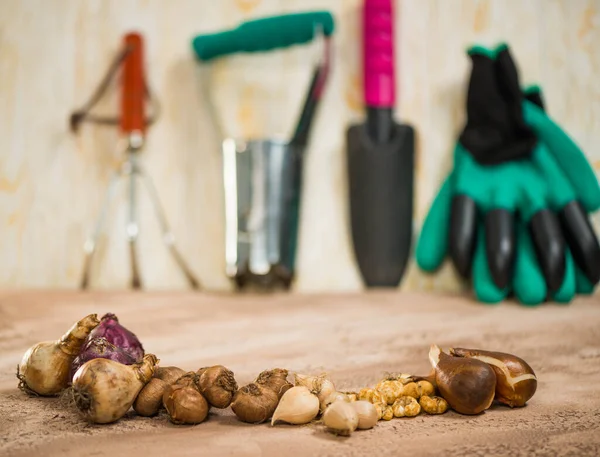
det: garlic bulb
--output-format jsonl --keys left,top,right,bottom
{"left": 294, "top": 373, "right": 336, "bottom": 405}
{"left": 271, "top": 386, "right": 319, "bottom": 425}
{"left": 322, "top": 400, "right": 359, "bottom": 436}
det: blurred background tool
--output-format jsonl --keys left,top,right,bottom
{"left": 70, "top": 32, "right": 200, "bottom": 290}
{"left": 192, "top": 12, "right": 335, "bottom": 290}
{"left": 346, "top": 0, "right": 415, "bottom": 288}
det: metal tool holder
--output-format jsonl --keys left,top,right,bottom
{"left": 70, "top": 32, "right": 200, "bottom": 290}
{"left": 192, "top": 12, "right": 335, "bottom": 290}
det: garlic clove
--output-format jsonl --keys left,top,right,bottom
{"left": 317, "top": 379, "right": 336, "bottom": 404}
{"left": 322, "top": 400, "right": 359, "bottom": 435}
{"left": 449, "top": 347, "right": 537, "bottom": 408}
{"left": 429, "top": 344, "right": 496, "bottom": 415}
{"left": 350, "top": 400, "right": 378, "bottom": 429}
{"left": 271, "top": 385, "right": 319, "bottom": 426}
{"left": 320, "top": 391, "right": 350, "bottom": 414}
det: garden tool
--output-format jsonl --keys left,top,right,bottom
{"left": 70, "top": 31, "right": 200, "bottom": 290}
{"left": 415, "top": 43, "right": 600, "bottom": 305}
{"left": 191, "top": 11, "right": 335, "bottom": 290}
{"left": 346, "top": 0, "right": 415, "bottom": 288}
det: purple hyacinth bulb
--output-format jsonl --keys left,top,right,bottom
{"left": 86, "top": 313, "right": 145, "bottom": 362}
{"left": 70, "top": 337, "right": 136, "bottom": 381}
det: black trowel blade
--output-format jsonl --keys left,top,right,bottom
{"left": 346, "top": 121, "right": 415, "bottom": 287}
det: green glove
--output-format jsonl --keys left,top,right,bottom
{"left": 516, "top": 86, "right": 596, "bottom": 299}
{"left": 416, "top": 44, "right": 600, "bottom": 305}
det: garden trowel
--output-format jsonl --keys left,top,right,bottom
{"left": 346, "top": 0, "right": 415, "bottom": 287}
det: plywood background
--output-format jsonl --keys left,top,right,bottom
{"left": 1, "top": 0, "right": 599, "bottom": 293}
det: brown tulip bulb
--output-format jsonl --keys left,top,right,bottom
{"left": 449, "top": 347, "right": 537, "bottom": 407}
{"left": 429, "top": 344, "right": 496, "bottom": 415}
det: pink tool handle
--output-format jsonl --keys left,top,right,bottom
{"left": 363, "top": 0, "right": 395, "bottom": 107}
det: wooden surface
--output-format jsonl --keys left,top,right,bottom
{"left": 0, "top": 0, "right": 599, "bottom": 292}
{"left": 1, "top": 290, "right": 599, "bottom": 456}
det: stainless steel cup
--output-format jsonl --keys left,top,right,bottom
{"left": 222, "top": 137, "right": 305, "bottom": 289}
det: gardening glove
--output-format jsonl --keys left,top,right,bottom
{"left": 511, "top": 85, "right": 598, "bottom": 299}
{"left": 497, "top": 48, "right": 600, "bottom": 299}
{"left": 416, "top": 44, "right": 600, "bottom": 305}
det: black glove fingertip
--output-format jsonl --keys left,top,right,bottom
{"left": 560, "top": 201, "right": 600, "bottom": 285}
{"left": 485, "top": 209, "right": 516, "bottom": 289}
{"left": 529, "top": 210, "right": 566, "bottom": 292}
{"left": 449, "top": 195, "right": 478, "bottom": 278}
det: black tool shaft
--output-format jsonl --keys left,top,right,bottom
{"left": 366, "top": 107, "right": 394, "bottom": 144}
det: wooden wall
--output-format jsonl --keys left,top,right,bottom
{"left": 1, "top": 0, "right": 599, "bottom": 293}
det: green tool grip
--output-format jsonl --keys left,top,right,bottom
{"left": 192, "top": 11, "right": 335, "bottom": 62}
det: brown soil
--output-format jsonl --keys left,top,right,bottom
{"left": 1, "top": 290, "right": 599, "bottom": 457}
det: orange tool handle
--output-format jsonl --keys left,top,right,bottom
{"left": 120, "top": 32, "right": 146, "bottom": 135}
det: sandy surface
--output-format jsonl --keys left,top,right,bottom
{"left": 0, "top": 289, "right": 599, "bottom": 457}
